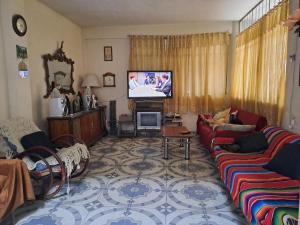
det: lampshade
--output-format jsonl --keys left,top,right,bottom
{"left": 81, "top": 73, "right": 101, "bottom": 88}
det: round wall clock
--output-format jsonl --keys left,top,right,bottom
{"left": 12, "top": 14, "right": 27, "bottom": 36}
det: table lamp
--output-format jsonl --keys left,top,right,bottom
{"left": 81, "top": 73, "right": 101, "bottom": 109}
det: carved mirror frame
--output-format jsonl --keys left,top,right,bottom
{"left": 43, "top": 41, "right": 75, "bottom": 98}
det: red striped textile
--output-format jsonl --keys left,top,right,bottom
{"left": 210, "top": 126, "right": 300, "bottom": 225}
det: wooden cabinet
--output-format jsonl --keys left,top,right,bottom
{"left": 47, "top": 106, "right": 106, "bottom": 146}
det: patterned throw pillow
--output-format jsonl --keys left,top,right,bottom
{"left": 213, "top": 108, "right": 231, "bottom": 122}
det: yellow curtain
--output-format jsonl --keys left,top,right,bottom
{"left": 230, "top": 0, "right": 288, "bottom": 126}
{"left": 129, "top": 33, "right": 230, "bottom": 114}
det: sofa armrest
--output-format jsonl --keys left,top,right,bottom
{"left": 197, "top": 114, "right": 213, "bottom": 126}
{"left": 214, "top": 130, "right": 254, "bottom": 138}
{"left": 256, "top": 117, "right": 268, "bottom": 131}
{"left": 202, "top": 114, "right": 213, "bottom": 119}
{"left": 213, "top": 124, "right": 255, "bottom": 132}
{"left": 211, "top": 137, "right": 235, "bottom": 149}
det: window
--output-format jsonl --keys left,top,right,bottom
{"left": 239, "top": 0, "right": 283, "bottom": 32}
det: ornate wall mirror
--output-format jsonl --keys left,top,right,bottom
{"left": 43, "top": 41, "right": 75, "bottom": 98}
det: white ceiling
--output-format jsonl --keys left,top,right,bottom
{"left": 39, "top": 0, "right": 260, "bottom": 27}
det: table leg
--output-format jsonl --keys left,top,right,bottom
{"left": 179, "top": 138, "right": 183, "bottom": 147}
{"left": 184, "top": 138, "right": 190, "bottom": 160}
{"left": 163, "top": 137, "right": 169, "bottom": 160}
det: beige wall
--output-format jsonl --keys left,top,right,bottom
{"left": 0, "top": 12, "right": 9, "bottom": 120}
{"left": 0, "top": 0, "right": 33, "bottom": 120}
{"left": 282, "top": 0, "right": 300, "bottom": 134}
{"left": 25, "top": 0, "right": 84, "bottom": 131}
{"left": 83, "top": 22, "right": 233, "bottom": 131}
{"left": 0, "top": 0, "right": 83, "bottom": 131}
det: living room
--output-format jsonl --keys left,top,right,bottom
{"left": 0, "top": 0, "right": 299, "bottom": 225}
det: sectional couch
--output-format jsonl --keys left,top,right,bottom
{"left": 197, "top": 108, "right": 267, "bottom": 150}
{"left": 211, "top": 126, "right": 300, "bottom": 225}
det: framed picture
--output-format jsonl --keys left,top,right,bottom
{"left": 104, "top": 46, "right": 113, "bottom": 61}
{"left": 16, "top": 45, "right": 29, "bottom": 78}
{"left": 103, "top": 72, "right": 116, "bottom": 87}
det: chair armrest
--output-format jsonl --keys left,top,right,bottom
{"left": 211, "top": 137, "right": 235, "bottom": 149}
{"left": 15, "top": 146, "right": 65, "bottom": 169}
{"left": 15, "top": 146, "right": 66, "bottom": 181}
{"left": 14, "top": 146, "right": 67, "bottom": 199}
{"left": 51, "top": 134, "right": 85, "bottom": 147}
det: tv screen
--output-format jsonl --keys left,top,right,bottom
{"left": 127, "top": 71, "right": 173, "bottom": 99}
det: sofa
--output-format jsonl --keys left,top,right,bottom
{"left": 197, "top": 108, "right": 267, "bottom": 150}
{"left": 211, "top": 126, "right": 300, "bottom": 225}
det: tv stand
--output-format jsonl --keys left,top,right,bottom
{"left": 134, "top": 100, "right": 164, "bottom": 112}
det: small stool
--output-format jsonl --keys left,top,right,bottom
{"left": 118, "top": 114, "right": 136, "bottom": 137}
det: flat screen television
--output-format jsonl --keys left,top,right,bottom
{"left": 127, "top": 71, "right": 173, "bottom": 99}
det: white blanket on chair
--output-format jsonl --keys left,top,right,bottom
{"left": 23, "top": 143, "right": 90, "bottom": 177}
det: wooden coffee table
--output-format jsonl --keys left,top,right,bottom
{"left": 161, "top": 126, "right": 193, "bottom": 160}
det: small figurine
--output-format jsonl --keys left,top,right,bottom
{"left": 91, "top": 94, "right": 98, "bottom": 109}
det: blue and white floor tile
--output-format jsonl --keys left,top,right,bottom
{"left": 83, "top": 207, "right": 165, "bottom": 225}
{"left": 16, "top": 204, "right": 89, "bottom": 225}
{"left": 166, "top": 210, "right": 249, "bottom": 225}
{"left": 120, "top": 158, "right": 166, "bottom": 177}
{"left": 14, "top": 136, "right": 249, "bottom": 225}
{"left": 166, "top": 178, "right": 232, "bottom": 211}
{"left": 166, "top": 159, "right": 217, "bottom": 178}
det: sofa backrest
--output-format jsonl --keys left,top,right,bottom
{"left": 231, "top": 108, "right": 267, "bottom": 131}
{"left": 261, "top": 126, "right": 300, "bottom": 158}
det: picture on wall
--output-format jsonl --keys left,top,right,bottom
{"left": 104, "top": 46, "right": 113, "bottom": 61}
{"left": 16, "top": 45, "right": 29, "bottom": 78}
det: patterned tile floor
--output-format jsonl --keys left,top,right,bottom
{"left": 12, "top": 136, "right": 250, "bottom": 225}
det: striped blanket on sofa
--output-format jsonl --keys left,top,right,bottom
{"left": 212, "top": 126, "right": 300, "bottom": 225}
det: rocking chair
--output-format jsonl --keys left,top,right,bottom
{"left": 0, "top": 117, "right": 90, "bottom": 199}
